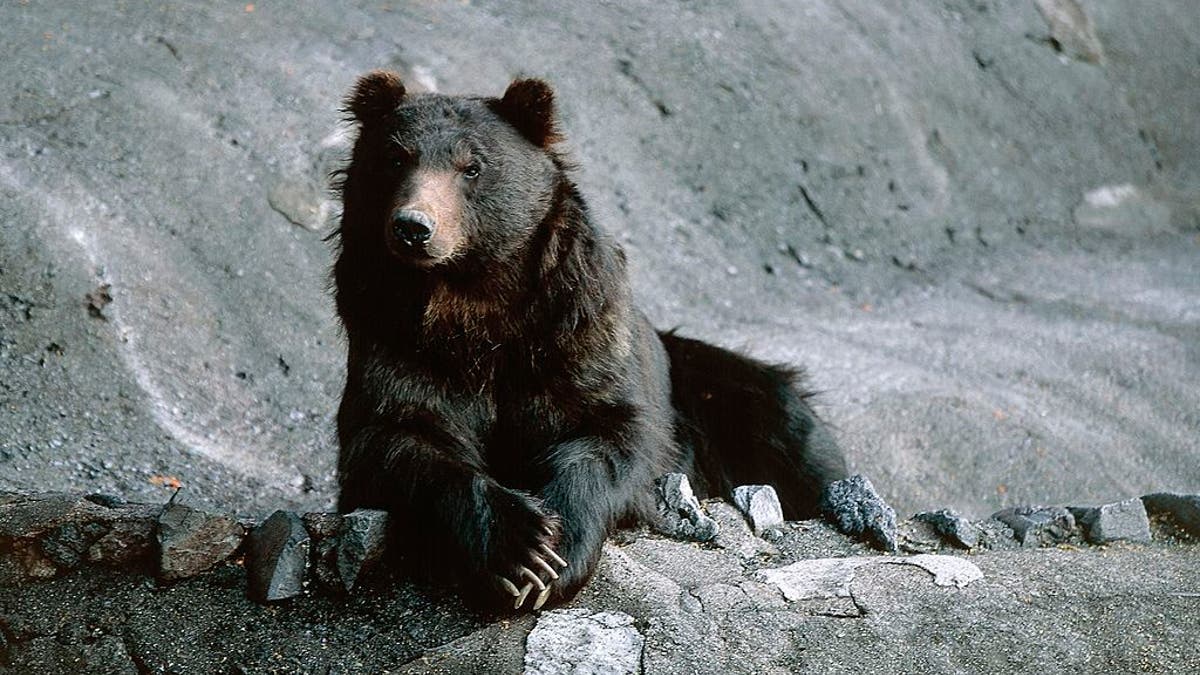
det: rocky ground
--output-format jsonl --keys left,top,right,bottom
{"left": 2, "top": 488, "right": 1198, "bottom": 673}
{"left": 1, "top": 1, "right": 1198, "bottom": 672}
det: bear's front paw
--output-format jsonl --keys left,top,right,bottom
{"left": 485, "top": 485, "right": 569, "bottom": 611}
{"left": 819, "top": 474, "right": 898, "bottom": 552}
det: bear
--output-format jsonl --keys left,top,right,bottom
{"left": 330, "top": 71, "right": 889, "bottom": 613}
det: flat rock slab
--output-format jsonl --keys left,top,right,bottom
{"left": 157, "top": 504, "right": 244, "bottom": 581}
{"left": 755, "top": 554, "right": 984, "bottom": 602}
{"left": 524, "top": 608, "right": 644, "bottom": 675}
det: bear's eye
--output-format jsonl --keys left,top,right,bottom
{"left": 462, "top": 163, "right": 481, "bottom": 180}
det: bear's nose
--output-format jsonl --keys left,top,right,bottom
{"left": 392, "top": 209, "right": 435, "bottom": 246}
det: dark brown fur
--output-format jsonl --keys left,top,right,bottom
{"left": 331, "top": 72, "right": 847, "bottom": 611}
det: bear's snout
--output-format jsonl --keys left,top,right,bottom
{"left": 392, "top": 209, "right": 436, "bottom": 247}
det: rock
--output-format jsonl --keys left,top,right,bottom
{"left": 86, "top": 517, "right": 158, "bottom": 569}
{"left": 974, "top": 519, "right": 1022, "bottom": 551}
{"left": 756, "top": 557, "right": 868, "bottom": 602}
{"left": 890, "top": 554, "right": 984, "bottom": 589}
{"left": 1069, "top": 498, "right": 1151, "bottom": 544}
{"left": 1033, "top": 0, "right": 1104, "bottom": 63}
{"left": 731, "top": 484, "right": 784, "bottom": 534}
{"left": 914, "top": 509, "right": 980, "bottom": 549}
{"left": 819, "top": 475, "right": 898, "bottom": 551}
{"left": 156, "top": 504, "right": 244, "bottom": 581}
{"left": 246, "top": 510, "right": 310, "bottom": 602}
{"left": 337, "top": 509, "right": 389, "bottom": 592}
{"left": 0, "top": 493, "right": 159, "bottom": 582}
{"left": 267, "top": 178, "right": 323, "bottom": 231}
{"left": 302, "top": 512, "right": 344, "bottom": 592}
{"left": 707, "top": 501, "right": 777, "bottom": 559}
{"left": 990, "top": 506, "right": 1077, "bottom": 548}
{"left": 39, "top": 520, "right": 109, "bottom": 569}
{"left": 651, "top": 473, "right": 719, "bottom": 542}
{"left": 756, "top": 554, "right": 984, "bottom": 602}
{"left": 1141, "top": 493, "right": 1200, "bottom": 537}
{"left": 524, "top": 608, "right": 644, "bottom": 675}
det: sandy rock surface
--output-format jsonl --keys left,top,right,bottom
{"left": 0, "top": 0, "right": 1196, "bottom": 538}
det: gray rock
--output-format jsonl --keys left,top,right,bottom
{"left": 86, "top": 517, "right": 158, "bottom": 569}
{"left": 39, "top": 520, "right": 109, "bottom": 569}
{"left": 756, "top": 554, "right": 984, "bottom": 603}
{"left": 337, "top": 509, "right": 389, "bottom": 592}
{"left": 707, "top": 501, "right": 778, "bottom": 559}
{"left": 731, "top": 484, "right": 784, "bottom": 534}
{"left": 267, "top": 178, "right": 324, "bottom": 231}
{"left": 652, "top": 473, "right": 719, "bottom": 542}
{"left": 524, "top": 608, "right": 644, "bottom": 675}
{"left": 302, "top": 511, "right": 344, "bottom": 592}
{"left": 156, "top": 504, "right": 244, "bottom": 581}
{"left": 1142, "top": 493, "right": 1200, "bottom": 537}
{"left": 914, "top": 509, "right": 980, "bottom": 549}
{"left": 819, "top": 475, "right": 898, "bottom": 551}
{"left": 1069, "top": 498, "right": 1152, "bottom": 544}
{"left": 990, "top": 506, "right": 1078, "bottom": 548}
{"left": 246, "top": 510, "right": 311, "bottom": 603}
{"left": 0, "top": 493, "right": 159, "bottom": 582}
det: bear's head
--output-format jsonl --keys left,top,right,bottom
{"left": 339, "top": 71, "right": 564, "bottom": 272}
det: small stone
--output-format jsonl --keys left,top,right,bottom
{"left": 731, "top": 484, "right": 785, "bottom": 534}
{"left": 39, "top": 520, "right": 108, "bottom": 570}
{"left": 1141, "top": 493, "right": 1200, "bottom": 537}
{"left": 1069, "top": 498, "right": 1151, "bottom": 544}
{"left": 157, "top": 503, "right": 244, "bottom": 581}
{"left": 246, "top": 510, "right": 311, "bottom": 602}
{"left": 914, "top": 509, "right": 980, "bottom": 549}
{"left": 524, "top": 609, "right": 644, "bottom": 675}
{"left": 974, "top": 519, "right": 1021, "bottom": 550}
{"left": 302, "top": 512, "right": 344, "bottom": 592}
{"left": 707, "top": 501, "right": 777, "bottom": 559}
{"left": 819, "top": 475, "right": 898, "bottom": 551}
{"left": 651, "top": 473, "right": 719, "bottom": 542}
{"left": 337, "top": 509, "right": 389, "bottom": 592}
{"left": 991, "top": 506, "right": 1077, "bottom": 548}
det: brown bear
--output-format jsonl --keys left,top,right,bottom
{"left": 330, "top": 71, "right": 889, "bottom": 613}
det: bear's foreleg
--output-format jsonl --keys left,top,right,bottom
{"left": 527, "top": 426, "right": 660, "bottom": 610}
{"left": 338, "top": 424, "right": 568, "bottom": 608}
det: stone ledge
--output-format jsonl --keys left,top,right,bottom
{"left": 1, "top": 489, "right": 1197, "bottom": 672}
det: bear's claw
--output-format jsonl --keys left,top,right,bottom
{"left": 500, "top": 544, "right": 570, "bottom": 610}
{"left": 498, "top": 576, "right": 521, "bottom": 597}
{"left": 540, "top": 544, "right": 568, "bottom": 568}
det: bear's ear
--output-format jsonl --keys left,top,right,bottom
{"left": 491, "top": 78, "right": 562, "bottom": 147}
{"left": 345, "top": 70, "right": 407, "bottom": 124}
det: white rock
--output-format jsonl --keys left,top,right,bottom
{"left": 524, "top": 608, "right": 644, "bottom": 675}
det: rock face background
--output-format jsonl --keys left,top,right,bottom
{"left": 0, "top": 2, "right": 1197, "bottom": 520}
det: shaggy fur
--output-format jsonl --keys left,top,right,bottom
{"left": 331, "top": 72, "right": 847, "bottom": 611}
